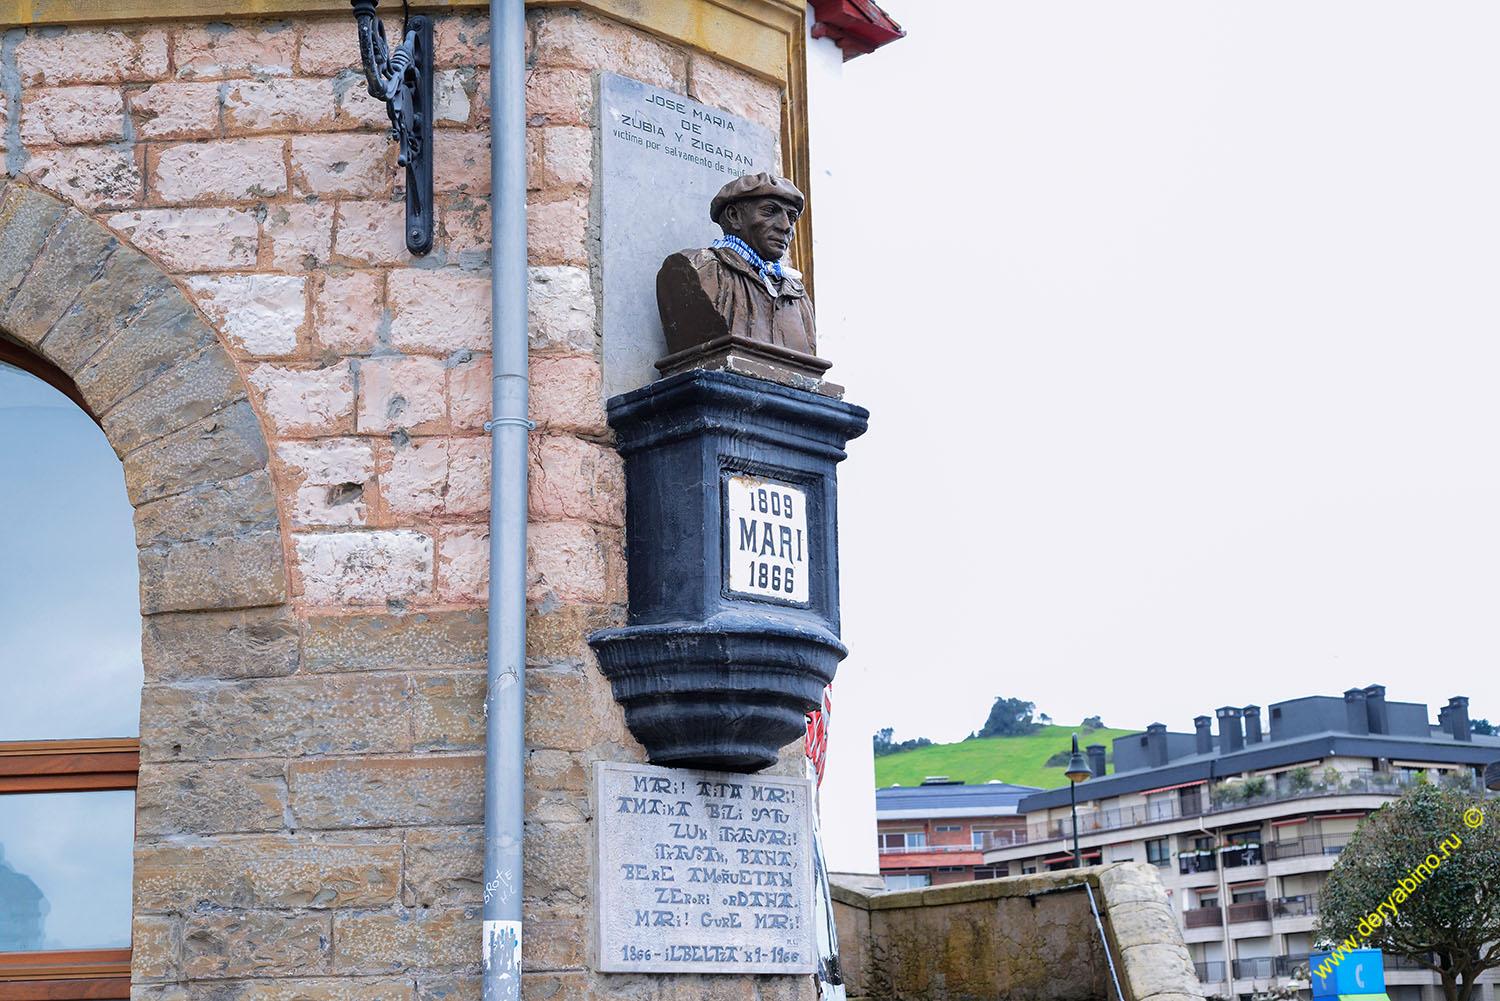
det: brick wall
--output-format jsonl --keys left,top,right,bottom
{"left": 0, "top": 7, "right": 804, "bottom": 1001}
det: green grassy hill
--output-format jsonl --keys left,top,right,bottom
{"left": 873, "top": 724, "right": 1141, "bottom": 790}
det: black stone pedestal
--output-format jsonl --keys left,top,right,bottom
{"left": 588, "top": 369, "right": 868, "bottom": 772}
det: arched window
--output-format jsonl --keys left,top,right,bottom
{"left": 0, "top": 343, "right": 141, "bottom": 1000}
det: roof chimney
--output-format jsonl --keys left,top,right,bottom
{"left": 1086, "top": 744, "right": 1106, "bottom": 778}
{"left": 1243, "top": 705, "right": 1262, "bottom": 744}
{"left": 1343, "top": 688, "right": 1370, "bottom": 735}
{"left": 1364, "top": 684, "right": 1388, "bottom": 734}
{"left": 1194, "top": 715, "right": 1213, "bottom": 754}
{"left": 1146, "top": 722, "right": 1168, "bottom": 767}
{"left": 1216, "top": 706, "right": 1243, "bottom": 754}
{"left": 1448, "top": 696, "right": 1471, "bottom": 742}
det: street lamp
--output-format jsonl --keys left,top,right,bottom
{"left": 1065, "top": 732, "right": 1092, "bottom": 868}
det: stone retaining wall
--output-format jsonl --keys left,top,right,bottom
{"left": 831, "top": 862, "right": 1204, "bottom": 1001}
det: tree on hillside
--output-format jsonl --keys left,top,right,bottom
{"left": 1081, "top": 715, "right": 1104, "bottom": 730}
{"left": 975, "top": 697, "right": 1040, "bottom": 738}
{"left": 1318, "top": 782, "right": 1500, "bottom": 1001}
{"left": 872, "top": 727, "right": 933, "bottom": 758}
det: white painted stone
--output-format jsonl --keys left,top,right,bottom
{"left": 294, "top": 529, "right": 433, "bottom": 604}
{"left": 278, "top": 439, "right": 375, "bottom": 527}
{"left": 186, "top": 273, "right": 306, "bottom": 355}
{"left": 528, "top": 265, "right": 595, "bottom": 353}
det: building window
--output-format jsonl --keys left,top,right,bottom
{"left": 1146, "top": 837, "right": 1171, "bottom": 867}
{"left": 974, "top": 865, "right": 1008, "bottom": 880}
{"left": 884, "top": 872, "right": 931, "bottom": 891}
{"left": 934, "top": 825, "right": 961, "bottom": 833}
{"left": 0, "top": 356, "right": 141, "bottom": 998}
{"left": 878, "top": 831, "right": 927, "bottom": 850}
{"left": 935, "top": 866, "right": 966, "bottom": 873}
{"left": 1021, "top": 864, "right": 1037, "bottom": 874}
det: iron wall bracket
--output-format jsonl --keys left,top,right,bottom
{"left": 351, "top": 1, "right": 434, "bottom": 255}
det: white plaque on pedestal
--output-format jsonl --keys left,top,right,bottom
{"left": 724, "top": 474, "right": 809, "bottom": 604}
{"left": 593, "top": 761, "right": 816, "bottom": 974}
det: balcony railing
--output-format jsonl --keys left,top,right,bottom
{"left": 1025, "top": 767, "right": 1463, "bottom": 845}
{"left": 1265, "top": 834, "right": 1351, "bottom": 860}
{"left": 1384, "top": 952, "right": 1437, "bottom": 971}
{"left": 1195, "top": 961, "right": 1226, "bottom": 981}
{"left": 1233, "top": 957, "right": 1276, "bottom": 979}
{"left": 973, "top": 830, "right": 1027, "bottom": 850}
{"left": 877, "top": 843, "right": 976, "bottom": 856}
{"left": 1276, "top": 953, "right": 1311, "bottom": 978}
{"left": 1227, "top": 899, "right": 1270, "bottom": 923}
{"left": 1271, "top": 894, "right": 1318, "bottom": 918}
{"left": 1179, "top": 851, "right": 1217, "bottom": 875}
{"left": 1184, "top": 906, "right": 1222, "bottom": 928}
{"left": 1221, "top": 844, "right": 1264, "bottom": 868}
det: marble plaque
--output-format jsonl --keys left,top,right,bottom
{"left": 593, "top": 761, "right": 816, "bottom": 974}
{"left": 598, "top": 71, "right": 778, "bottom": 399}
{"left": 724, "top": 473, "right": 809, "bottom": 604}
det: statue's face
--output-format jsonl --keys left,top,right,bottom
{"left": 723, "top": 197, "right": 799, "bottom": 262}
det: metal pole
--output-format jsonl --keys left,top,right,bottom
{"left": 1070, "top": 780, "right": 1080, "bottom": 868}
{"left": 483, "top": 2, "right": 529, "bottom": 1000}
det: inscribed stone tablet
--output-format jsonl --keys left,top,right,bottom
{"left": 598, "top": 72, "right": 778, "bottom": 399}
{"left": 593, "top": 761, "right": 816, "bottom": 974}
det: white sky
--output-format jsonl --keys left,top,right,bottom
{"left": 818, "top": 1, "right": 1500, "bottom": 750}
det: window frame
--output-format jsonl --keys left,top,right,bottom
{"left": 1, "top": 345, "right": 139, "bottom": 1001}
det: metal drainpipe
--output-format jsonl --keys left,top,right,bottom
{"left": 483, "top": 1, "right": 529, "bottom": 999}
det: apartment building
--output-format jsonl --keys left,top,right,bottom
{"left": 875, "top": 778, "right": 1040, "bottom": 888}
{"left": 982, "top": 686, "right": 1500, "bottom": 1001}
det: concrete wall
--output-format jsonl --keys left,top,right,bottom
{"left": 832, "top": 862, "right": 1204, "bottom": 1001}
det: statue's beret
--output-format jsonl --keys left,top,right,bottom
{"left": 709, "top": 172, "right": 805, "bottom": 225}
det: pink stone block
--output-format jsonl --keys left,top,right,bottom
{"left": 356, "top": 355, "right": 448, "bottom": 434}
{"left": 524, "top": 69, "right": 591, "bottom": 127}
{"left": 277, "top": 438, "right": 376, "bottom": 528}
{"left": 529, "top": 356, "right": 605, "bottom": 436}
{"left": 294, "top": 529, "right": 433, "bottom": 605}
{"left": 224, "top": 77, "right": 340, "bottom": 134}
{"left": 447, "top": 353, "right": 491, "bottom": 432}
{"left": 176, "top": 23, "right": 297, "bottom": 80}
{"left": 527, "top": 196, "right": 587, "bottom": 267}
{"left": 185, "top": 273, "right": 306, "bottom": 357}
{"left": 435, "top": 130, "right": 491, "bottom": 194}
{"left": 313, "top": 271, "right": 383, "bottom": 354}
{"left": 687, "top": 57, "right": 783, "bottom": 137}
{"left": 16, "top": 29, "right": 168, "bottom": 87}
{"left": 26, "top": 147, "right": 140, "bottom": 211}
{"left": 540, "top": 126, "right": 590, "bottom": 188}
{"left": 264, "top": 202, "right": 336, "bottom": 272}
{"left": 20, "top": 86, "right": 125, "bottom": 145}
{"left": 527, "top": 521, "right": 610, "bottom": 604}
{"left": 131, "top": 81, "right": 222, "bottom": 140}
{"left": 298, "top": 19, "right": 359, "bottom": 76}
{"left": 107, "top": 207, "right": 258, "bottom": 271}
{"left": 290, "top": 133, "right": 394, "bottom": 198}
{"left": 150, "top": 139, "right": 287, "bottom": 204}
{"left": 532, "top": 12, "right": 684, "bottom": 90}
{"left": 388, "top": 270, "right": 490, "bottom": 353}
{"left": 247, "top": 361, "right": 356, "bottom": 437}
{"left": 529, "top": 435, "right": 624, "bottom": 527}
{"left": 333, "top": 200, "right": 413, "bottom": 267}
{"left": 436, "top": 526, "right": 489, "bottom": 603}
{"left": 438, "top": 196, "right": 490, "bottom": 260}
{"left": 435, "top": 15, "right": 491, "bottom": 69}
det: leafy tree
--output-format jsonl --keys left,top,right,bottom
{"left": 1318, "top": 783, "right": 1500, "bottom": 1001}
{"left": 1081, "top": 715, "right": 1105, "bottom": 730}
{"left": 1471, "top": 718, "right": 1495, "bottom": 736}
{"left": 871, "top": 727, "right": 933, "bottom": 758}
{"left": 977, "top": 697, "right": 1040, "bottom": 738}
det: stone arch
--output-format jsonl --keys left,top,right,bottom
{"left": 0, "top": 182, "right": 287, "bottom": 617}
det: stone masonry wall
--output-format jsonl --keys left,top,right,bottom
{"left": 0, "top": 7, "right": 804, "bottom": 1001}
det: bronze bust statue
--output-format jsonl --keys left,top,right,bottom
{"left": 655, "top": 173, "right": 835, "bottom": 392}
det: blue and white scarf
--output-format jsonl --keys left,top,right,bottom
{"left": 712, "top": 234, "right": 784, "bottom": 283}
